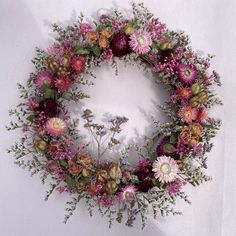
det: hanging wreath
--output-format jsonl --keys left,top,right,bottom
{"left": 7, "top": 3, "right": 222, "bottom": 228}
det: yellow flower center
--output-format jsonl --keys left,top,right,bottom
{"left": 160, "top": 163, "right": 171, "bottom": 174}
{"left": 137, "top": 36, "right": 146, "bottom": 45}
{"left": 52, "top": 121, "right": 61, "bottom": 130}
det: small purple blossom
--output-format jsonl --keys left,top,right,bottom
{"left": 146, "top": 18, "right": 166, "bottom": 41}
{"left": 178, "top": 64, "right": 197, "bottom": 85}
{"left": 167, "top": 178, "right": 186, "bottom": 194}
{"left": 193, "top": 143, "right": 204, "bottom": 156}
{"left": 78, "top": 23, "right": 92, "bottom": 36}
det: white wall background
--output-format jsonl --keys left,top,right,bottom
{"left": 0, "top": 0, "right": 235, "bottom": 235}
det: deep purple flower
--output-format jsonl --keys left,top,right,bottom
{"left": 156, "top": 137, "right": 179, "bottom": 160}
{"left": 110, "top": 32, "right": 130, "bottom": 57}
{"left": 139, "top": 179, "right": 154, "bottom": 192}
{"left": 35, "top": 98, "right": 58, "bottom": 117}
{"left": 178, "top": 64, "right": 197, "bottom": 85}
{"left": 134, "top": 160, "right": 154, "bottom": 181}
{"left": 159, "top": 49, "right": 173, "bottom": 63}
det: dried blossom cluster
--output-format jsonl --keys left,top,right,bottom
{"left": 7, "top": 3, "right": 222, "bottom": 228}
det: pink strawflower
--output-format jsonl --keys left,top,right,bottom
{"left": 167, "top": 178, "right": 186, "bottom": 194}
{"left": 45, "top": 117, "right": 66, "bottom": 137}
{"left": 35, "top": 71, "right": 54, "bottom": 89}
{"left": 99, "top": 193, "right": 113, "bottom": 208}
{"left": 177, "top": 87, "right": 192, "bottom": 100}
{"left": 129, "top": 31, "right": 152, "bottom": 54}
{"left": 119, "top": 185, "right": 136, "bottom": 202}
{"left": 178, "top": 105, "right": 197, "bottom": 123}
{"left": 55, "top": 77, "right": 72, "bottom": 92}
{"left": 196, "top": 106, "right": 207, "bottom": 123}
{"left": 70, "top": 55, "right": 85, "bottom": 73}
{"left": 178, "top": 64, "right": 197, "bottom": 85}
{"left": 152, "top": 156, "right": 178, "bottom": 183}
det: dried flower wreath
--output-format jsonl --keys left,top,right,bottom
{"left": 7, "top": 3, "right": 222, "bottom": 228}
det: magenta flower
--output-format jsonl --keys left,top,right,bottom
{"left": 55, "top": 77, "right": 73, "bottom": 92}
{"left": 35, "top": 71, "right": 54, "bottom": 89}
{"left": 196, "top": 106, "right": 207, "bottom": 123}
{"left": 70, "top": 55, "right": 85, "bottom": 73}
{"left": 129, "top": 31, "right": 152, "bottom": 54}
{"left": 167, "top": 178, "right": 186, "bottom": 194}
{"left": 119, "top": 185, "right": 136, "bottom": 202}
{"left": 78, "top": 23, "right": 92, "bottom": 36}
{"left": 178, "top": 64, "right": 197, "bottom": 85}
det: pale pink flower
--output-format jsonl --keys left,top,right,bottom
{"left": 129, "top": 31, "right": 152, "bottom": 54}
{"left": 152, "top": 156, "right": 178, "bottom": 183}
{"left": 119, "top": 185, "right": 136, "bottom": 202}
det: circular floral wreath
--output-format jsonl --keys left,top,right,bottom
{"left": 7, "top": 3, "right": 222, "bottom": 228}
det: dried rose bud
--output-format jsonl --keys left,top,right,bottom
{"left": 191, "top": 83, "right": 201, "bottom": 95}
{"left": 86, "top": 31, "right": 99, "bottom": 43}
{"left": 97, "top": 169, "right": 109, "bottom": 182}
{"left": 109, "top": 163, "right": 122, "bottom": 180}
{"left": 82, "top": 168, "right": 91, "bottom": 177}
{"left": 105, "top": 180, "right": 118, "bottom": 195}
{"left": 57, "top": 66, "right": 68, "bottom": 77}
{"left": 47, "top": 57, "right": 59, "bottom": 72}
{"left": 160, "top": 39, "right": 173, "bottom": 51}
{"left": 198, "top": 91, "right": 209, "bottom": 104}
{"left": 124, "top": 24, "right": 135, "bottom": 35}
{"left": 60, "top": 55, "right": 71, "bottom": 68}
{"left": 76, "top": 181, "right": 85, "bottom": 191}
{"left": 68, "top": 160, "right": 82, "bottom": 176}
{"left": 77, "top": 155, "right": 92, "bottom": 165}
{"left": 99, "top": 29, "right": 112, "bottom": 38}
{"left": 34, "top": 139, "right": 47, "bottom": 152}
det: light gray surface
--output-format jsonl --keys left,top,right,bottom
{"left": 0, "top": 0, "right": 235, "bottom": 235}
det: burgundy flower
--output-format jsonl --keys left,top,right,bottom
{"left": 139, "top": 179, "right": 154, "bottom": 192}
{"left": 35, "top": 98, "right": 58, "bottom": 117}
{"left": 159, "top": 49, "right": 173, "bottom": 63}
{"left": 156, "top": 137, "right": 179, "bottom": 160}
{"left": 110, "top": 32, "right": 130, "bottom": 57}
{"left": 134, "top": 160, "right": 154, "bottom": 181}
{"left": 178, "top": 64, "right": 197, "bottom": 85}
